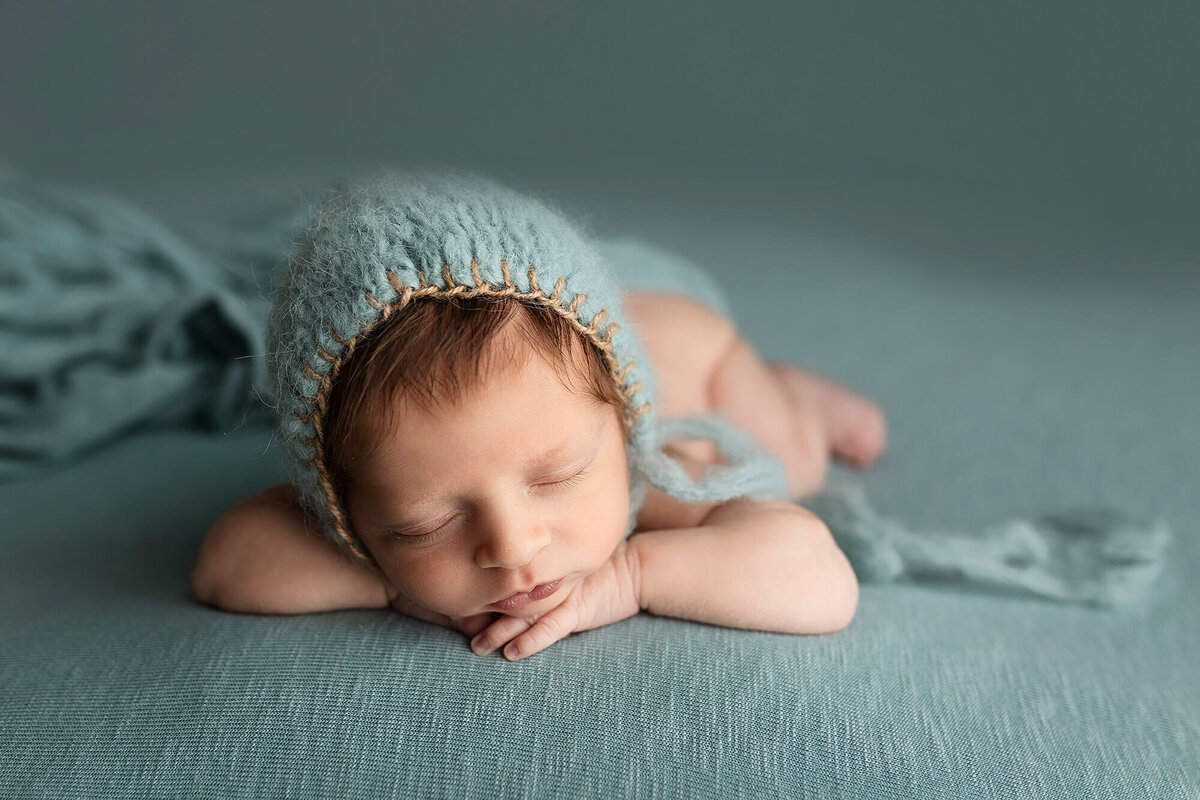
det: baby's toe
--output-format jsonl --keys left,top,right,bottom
{"left": 833, "top": 397, "right": 888, "bottom": 469}
{"left": 767, "top": 362, "right": 888, "bottom": 474}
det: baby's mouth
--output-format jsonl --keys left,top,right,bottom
{"left": 488, "top": 577, "right": 565, "bottom": 611}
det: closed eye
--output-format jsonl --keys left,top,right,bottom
{"left": 385, "top": 514, "right": 458, "bottom": 543}
{"left": 537, "top": 467, "right": 588, "bottom": 491}
{"left": 385, "top": 467, "right": 592, "bottom": 542}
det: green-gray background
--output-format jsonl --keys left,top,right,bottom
{"left": 1, "top": 1, "right": 1197, "bottom": 257}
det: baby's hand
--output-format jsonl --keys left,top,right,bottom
{"left": 469, "top": 541, "right": 642, "bottom": 661}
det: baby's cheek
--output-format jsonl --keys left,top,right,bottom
{"left": 382, "top": 552, "right": 471, "bottom": 612}
{"left": 573, "top": 483, "right": 631, "bottom": 563}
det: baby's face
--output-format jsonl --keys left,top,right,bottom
{"left": 343, "top": 349, "right": 631, "bottom": 620}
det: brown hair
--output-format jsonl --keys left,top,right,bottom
{"left": 323, "top": 294, "right": 629, "bottom": 494}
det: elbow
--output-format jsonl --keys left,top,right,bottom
{"left": 814, "top": 511, "right": 859, "bottom": 633}
{"left": 782, "top": 508, "right": 860, "bottom": 635}
{"left": 798, "top": 554, "right": 858, "bottom": 634}
{"left": 818, "top": 560, "right": 859, "bottom": 634}
{"left": 191, "top": 514, "right": 263, "bottom": 613}
{"left": 191, "top": 523, "right": 232, "bottom": 609}
{"left": 190, "top": 543, "right": 267, "bottom": 614}
{"left": 191, "top": 563, "right": 215, "bottom": 607}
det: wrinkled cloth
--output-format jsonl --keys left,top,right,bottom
{"left": 0, "top": 179, "right": 311, "bottom": 479}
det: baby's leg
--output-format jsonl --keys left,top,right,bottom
{"left": 707, "top": 335, "right": 888, "bottom": 499}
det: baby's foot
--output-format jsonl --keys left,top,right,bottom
{"left": 768, "top": 363, "right": 888, "bottom": 470}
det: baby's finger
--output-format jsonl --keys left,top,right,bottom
{"left": 502, "top": 605, "right": 579, "bottom": 661}
{"left": 470, "top": 615, "right": 534, "bottom": 656}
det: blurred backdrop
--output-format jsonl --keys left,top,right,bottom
{"left": 1, "top": 0, "right": 1197, "bottom": 263}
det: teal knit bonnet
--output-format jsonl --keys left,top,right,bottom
{"left": 266, "top": 169, "right": 788, "bottom": 565}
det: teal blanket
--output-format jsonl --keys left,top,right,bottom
{"left": 0, "top": 180, "right": 295, "bottom": 474}
{"left": 1, "top": 176, "right": 1196, "bottom": 798}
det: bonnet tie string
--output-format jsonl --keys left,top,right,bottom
{"left": 640, "top": 415, "right": 1172, "bottom": 608}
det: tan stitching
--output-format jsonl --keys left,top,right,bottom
{"left": 527, "top": 266, "right": 539, "bottom": 293}
{"left": 501, "top": 259, "right": 513, "bottom": 287}
{"left": 633, "top": 402, "right": 652, "bottom": 418}
{"left": 549, "top": 276, "right": 566, "bottom": 303}
{"left": 299, "top": 436, "right": 318, "bottom": 449}
{"left": 302, "top": 363, "right": 323, "bottom": 382}
{"left": 584, "top": 308, "right": 608, "bottom": 335}
{"left": 417, "top": 271, "right": 429, "bottom": 289}
{"left": 330, "top": 326, "right": 350, "bottom": 346}
{"left": 602, "top": 321, "right": 620, "bottom": 341}
{"left": 624, "top": 381, "right": 644, "bottom": 396}
{"left": 364, "top": 290, "right": 385, "bottom": 311}
{"left": 471, "top": 259, "right": 484, "bottom": 286}
{"left": 306, "top": 390, "right": 329, "bottom": 455}
{"left": 385, "top": 274, "right": 418, "bottom": 308}
{"left": 617, "top": 362, "right": 635, "bottom": 382}
{"left": 315, "top": 345, "right": 336, "bottom": 364}
{"left": 294, "top": 410, "right": 318, "bottom": 423}
{"left": 442, "top": 263, "right": 457, "bottom": 288}
{"left": 386, "top": 270, "right": 411, "bottom": 299}
{"left": 568, "top": 292, "right": 587, "bottom": 313}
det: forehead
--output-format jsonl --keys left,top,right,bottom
{"left": 344, "top": 347, "right": 618, "bottom": 493}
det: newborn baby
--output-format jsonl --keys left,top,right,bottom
{"left": 191, "top": 172, "right": 887, "bottom": 661}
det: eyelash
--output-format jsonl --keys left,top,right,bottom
{"left": 389, "top": 468, "right": 589, "bottom": 542}
{"left": 541, "top": 468, "right": 588, "bottom": 492}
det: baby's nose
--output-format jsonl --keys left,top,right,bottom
{"left": 473, "top": 511, "right": 552, "bottom": 569}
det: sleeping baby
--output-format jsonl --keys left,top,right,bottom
{"left": 191, "top": 170, "right": 887, "bottom": 661}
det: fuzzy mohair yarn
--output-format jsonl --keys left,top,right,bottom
{"left": 265, "top": 169, "right": 789, "bottom": 565}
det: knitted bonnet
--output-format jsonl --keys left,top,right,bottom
{"left": 266, "top": 169, "right": 788, "bottom": 566}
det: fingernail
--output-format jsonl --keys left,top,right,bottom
{"left": 504, "top": 643, "right": 519, "bottom": 660}
{"left": 471, "top": 635, "right": 489, "bottom": 655}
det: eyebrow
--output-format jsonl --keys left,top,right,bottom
{"left": 373, "top": 415, "right": 609, "bottom": 532}
{"left": 525, "top": 421, "right": 601, "bottom": 468}
{"left": 518, "top": 413, "right": 610, "bottom": 471}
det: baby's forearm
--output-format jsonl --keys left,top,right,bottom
{"left": 629, "top": 501, "right": 858, "bottom": 635}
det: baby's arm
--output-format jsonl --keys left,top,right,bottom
{"left": 630, "top": 498, "right": 859, "bottom": 635}
{"left": 191, "top": 484, "right": 390, "bottom": 614}
{"left": 472, "top": 447, "right": 857, "bottom": 661}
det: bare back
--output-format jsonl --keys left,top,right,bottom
{"left": 623, "top": 290, "right": 739, "bottom": 462}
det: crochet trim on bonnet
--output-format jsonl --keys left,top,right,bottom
{"left": 265, "top": 169, "right": 788, "bottom": 567}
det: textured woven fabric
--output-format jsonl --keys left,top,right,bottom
{"left": 2, "top": 179, "right": 1197, "bottom": 799}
